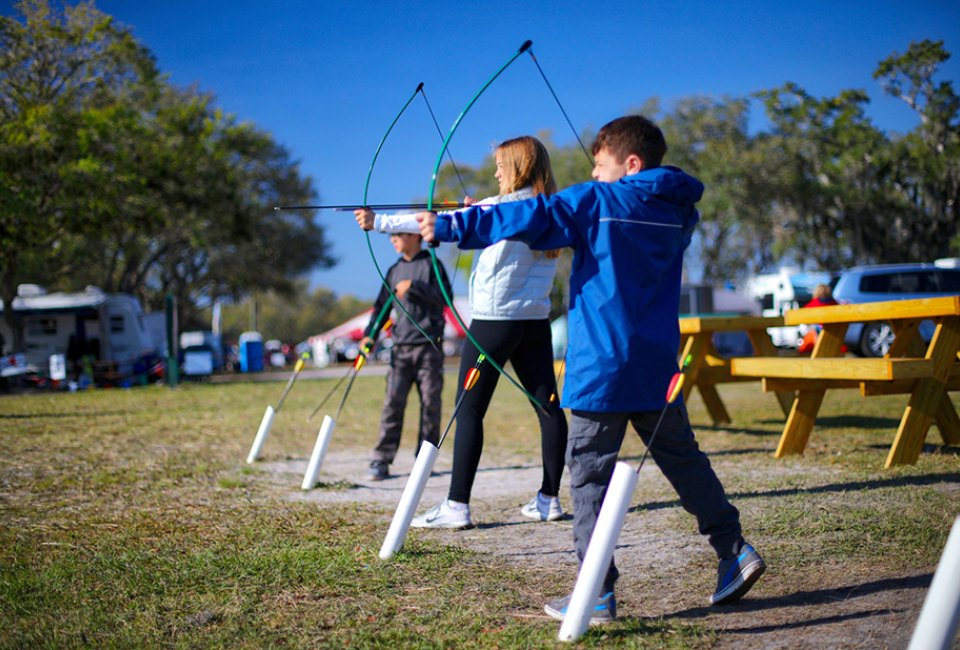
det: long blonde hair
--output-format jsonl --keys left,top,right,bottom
{"left": 496, "top": 136, "right": 561, "bottom": 259}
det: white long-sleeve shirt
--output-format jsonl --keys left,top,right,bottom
{"left": 371, "top": 188, "right": 557, "bottom": 320}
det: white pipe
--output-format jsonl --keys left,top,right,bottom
{"left": 247, "top": 405, "right": 276, "bottom": 463}
{"left": 908, "top": 515, "right": 960, "bottom": 650}
{"left": 559, "top": 461, "right": 638, "bottom": 642}
{"left": 379, "top": 442, "right": 439, "bottom": 560}
{"left": 301, "top": 415, "right": 336, "bottom": 490}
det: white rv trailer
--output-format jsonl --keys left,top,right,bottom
{"left": 0, "top": 285, "right": 159, "bottom": 377}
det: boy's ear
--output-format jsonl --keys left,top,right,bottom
{"left": 626, "top": 154, "right": 645, "bottom": 173}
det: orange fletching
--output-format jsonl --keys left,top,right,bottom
{"left": 463, "top": 367, "right": 480, "bottom": 391}
{"left": 665, "top": 372, "right": 685, "bottom": 403}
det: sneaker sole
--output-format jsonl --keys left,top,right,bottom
{"left": 710, "top": 558, "right": 766, "bottom": 605}
{"left": 410, "top": 520, "right": 475, "bottom": 530}
{"left": 543, "top": 603, "right": 615, "bottom": 625}
{"left": 520, "top": 509, "right": 565, "bottom": 522}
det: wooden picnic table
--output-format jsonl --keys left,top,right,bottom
{"left": 678, "top": 315, "right": 794, "bottom": 425}
{"left": 730, "top": 295, "right": 960, "bottom": 467}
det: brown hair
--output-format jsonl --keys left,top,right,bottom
{"left": 591, "top": 115, "right": 667, "bottom": 167}
{"left": 496, "top": 136, "right": 561, "bottom": 258}
{"left": 813, "top": 284, "right": 833, "bottom": 301}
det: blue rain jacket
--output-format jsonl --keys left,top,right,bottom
{"left": 434, "top": 166, "right": 703, "bottom": 412}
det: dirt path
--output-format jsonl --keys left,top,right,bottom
{"left": 265, "top": 449, "right": 936, "bottom": 649}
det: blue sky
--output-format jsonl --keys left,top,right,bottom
{"left": 6, "top": 1, "right": 960, "bottom": 298}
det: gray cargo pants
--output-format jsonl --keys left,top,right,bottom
{"left": 567, "top": 405, "right": 743, "bottom": 593}
{"left": 372, "top": 344, "right": 443, "bottom": 464}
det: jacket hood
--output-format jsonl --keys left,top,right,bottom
{"left": 622, "top": 165, "right": 704, "bottom": 206}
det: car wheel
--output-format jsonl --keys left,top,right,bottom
{"left": 860, "top": 322, "right": 894, "bottom": 357}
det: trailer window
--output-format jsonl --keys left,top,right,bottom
{"left": 27, "top": 318, "right": 57, "bottom": 336}
{"left": 110, "top": 315, "right": 125, "bottom": 333}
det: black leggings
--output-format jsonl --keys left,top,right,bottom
{"left": 448, "top": 318, "right": 568, "bottom": 504}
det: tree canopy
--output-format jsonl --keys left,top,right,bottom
{"left": 0, "top": 0, "right": 332, "bottom": 349}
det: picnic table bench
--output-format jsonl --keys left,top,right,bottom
{"left": 678, "top": 315, "right": 794, "bottom": 425}
{"left": 729, "top": 295, "right": 960, "bottom": 467}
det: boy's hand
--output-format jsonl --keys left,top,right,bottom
{"left": 359, "top": 336, "right": 374, "bottom": 351}
{"left": 463, "top": 195, "right": 476, "bottom": 206}
{"left": 393, "top": 279, "right": 412, "bottom": 299}
{"left": 354, "top": 208, "right": 375, "bottom": 230}
{"left": 416, "top": 211, "right": 437, "bottom": 243}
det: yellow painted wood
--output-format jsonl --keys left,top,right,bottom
{"left": 934, "top": 395, "right": 960, "bottom": 445}
{"left": 885, "top": 317, "right": 960, "bottom": 466}
{"left": 784, "top": 295, "right": 960, "bottom": 326}
{"left": 731, "top": 358, "right": 933, "bottom": 381}
{"left": 773, "top": 321, "right": 846, "bottom": 457}
{"left": 764, "top": 378, "right": 861, "bottom": 392}
{"left": 696, "top": 384, "right": 732, "bottom": 425}
{"left": 745, "top": 328, "right": 795, "bottom": 417}
{"left": 679, "top": 315, "right": 784, "bottom": 334}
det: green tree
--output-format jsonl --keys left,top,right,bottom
{"left": 755, "top": 83, "right": 897, "bottom": 270}
{"left": 874, "top": 39, "right": 959, "bottom": 257}
{"left": 0, "top": 0, "right": 159, "bottom": 350}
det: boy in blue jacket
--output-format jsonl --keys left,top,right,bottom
{"left": 416, "top": 115, "right": 765, "bottom": 623}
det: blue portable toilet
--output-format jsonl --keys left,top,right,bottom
{"left": 238, "top": 331, "right": 264, "bottom": 373}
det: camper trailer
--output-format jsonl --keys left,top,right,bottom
{"left": 742, "top": 268, "right": 834, "bottom": 348}
{"left": 0, "top": 285, "right": 160, "bottom": 380}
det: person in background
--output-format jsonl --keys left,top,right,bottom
{"left": 364, "top": 231, "right": 451, "bottom": 481}
{"left": 798, "top": 283, "right": 839, "bottom": 354}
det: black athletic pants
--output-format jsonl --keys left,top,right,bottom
{"left": 447, "top": 318, "right": 568, "bottom": 504}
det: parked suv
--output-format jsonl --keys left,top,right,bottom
{"left": 831, "top": 261, "right": 960, "bottom": 357}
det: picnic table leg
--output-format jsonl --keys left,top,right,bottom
{"left": 885, "top": 318, "right": 960, "bottom": 467}
{"left": 775, "top": 391, "right": 827, "bottom": 457}
{"left": 680, "top": 333, "right": 730, "bottom": 425}
{"left": 695, "top": 339, "right": 732, "bottom": 425}
{"left": 746, "top": 328, "right": 794, "bottom": 418}
{"left": 774, "top": 325, "right": 847, "bottom": 458}
{"left": 886, "top": 379, "right": 948, "bottom": 466}
{"left": 933, "top": 395, "right": 960, "bottom": 446}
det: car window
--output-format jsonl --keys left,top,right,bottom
{"left": 859, "top": 271, "right": 938, "bottom": 293}
{"left": 938, "top": 270, "right": 960, "bottom": 292}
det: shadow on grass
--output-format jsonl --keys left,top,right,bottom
{"left": 814, "top": 415, "right": 901, "bottom": 429}
{"left": 863, "top": 443, "right": 960, "bottom": 457}
{"left": 0, "top": 410, "right": 131, "bottom": 419}
{"left": 660, "top": 572, "right": 931, "bottom": 624}
{"left": 631, "top": 472, "right": 960, "bottom": 513}
{"left": 695, "top": 423, "right": 782, "bottom": 437}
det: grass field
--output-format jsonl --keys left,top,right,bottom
{"left": 1, "top": 371, "right": 958, "bottom": 648}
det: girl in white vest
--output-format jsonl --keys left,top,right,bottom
{"left": 355, "top": 135, "right": 568, "bottom": 529}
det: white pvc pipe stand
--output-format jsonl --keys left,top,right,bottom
{"left": 247, "top": 405, "right": 276, "bottom": 464}
{"left": 379, "top": 442, "right": 439, "bottom": 560}
{"left": 908, "top": 515, "right": 960, "bottom": 650}
{"left": 559, "top": 461, "right": 638, "bottom": 642}
{"left": 301, "top": 415, "right": 336, "bottom": 490}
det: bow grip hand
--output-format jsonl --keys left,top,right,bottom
{"left": 416, "top": 211, "right": 439, "bottom": 247}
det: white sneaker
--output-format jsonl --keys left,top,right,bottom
{"left": 520, "top": 491, "right": 565, "bottom": 521}
{"left": 411, "top": 500, "right": 474, "bottom": 529}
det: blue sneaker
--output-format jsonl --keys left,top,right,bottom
{"left": 544, "top": 590, "right": 616, "bottom": 624}
{"left": 711, "top": 543, "right": 766, "bottom": 605}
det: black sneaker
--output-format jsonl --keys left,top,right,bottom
{"left": 367, "top": 461, "right": 389, "bottom": 481}
{"left": 544, "top": 590, "right": 616, "bottom": 624}
{"left": 711, "top": 543, "right": 766, "bottom": 605}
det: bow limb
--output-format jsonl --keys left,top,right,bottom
{"left": 363, "top": 81, "right": 440, "bottom": 351}
{"left": 426, "top": 40, "right": 547, "bottom": 412}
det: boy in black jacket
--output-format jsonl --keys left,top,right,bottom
{"left": 364, "top": 232, "right": 451, "bottom": 481}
